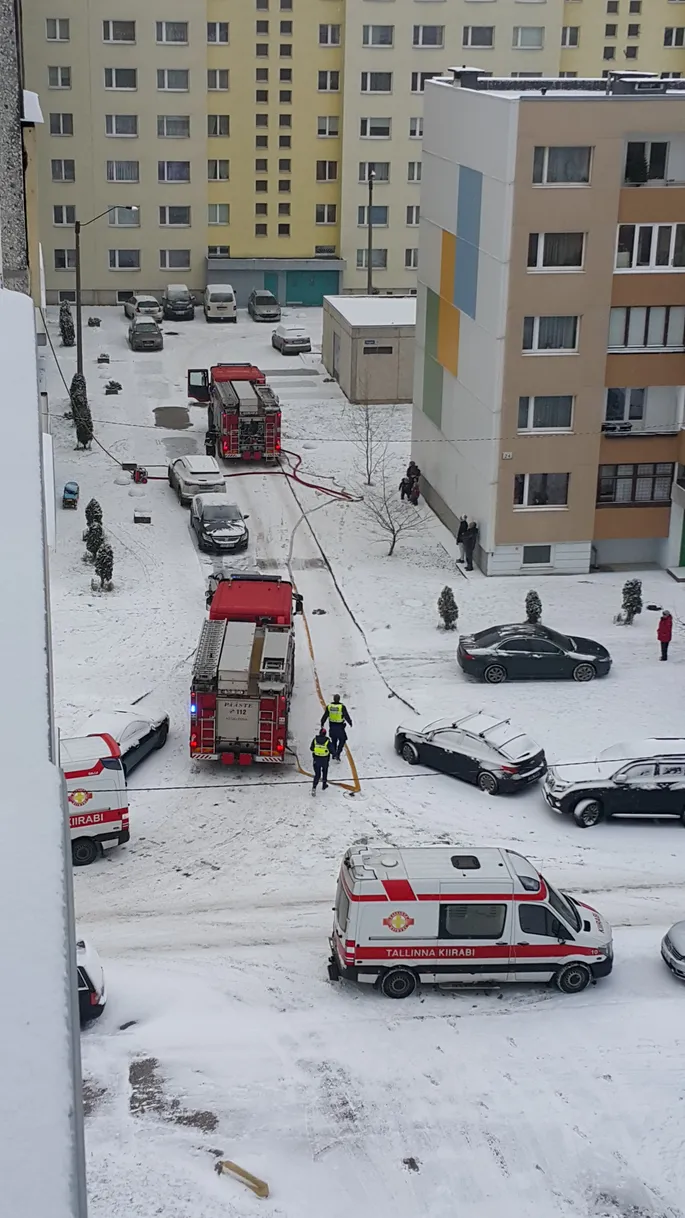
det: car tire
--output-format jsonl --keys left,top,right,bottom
{"left": 477, "top": 771, "right": 499, "bottom": 795}
{"left": 72, "top": 837, "right": 99, "bottom": 867}
{"left": 572, "top": 798, "right": 603, "bottom": 828}
{"left": 380, "top": 968, "right": 417, "bottom": 999}
{"left": 572, "top": 662, "right": 596, "bottom": 683}
{"left": 555, "top": 962, "right": 592, "bottom": 994}
{"left": 167, "top": 471, "right": 174, "bottom": 487}
{"left": 401, "top": 741, "right": 419, "bottom": 765}
{"left": 483, "top": 664, "right": 507, "bottom": 685}
{"left": 156, "top": 722, "right": 169, "bottom": 749}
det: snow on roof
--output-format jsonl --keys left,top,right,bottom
{"left": 185, "top": 456, "right": 222, "bottom": 473}
{"left": 324, "top": 295, "right": 416, "bottom": 329}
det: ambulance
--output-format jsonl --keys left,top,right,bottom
{"left": 328, "top": 846, "right": 613, "bottom": 998}
{"left": 60, "top": 733, "right": 129, "bottom": 866}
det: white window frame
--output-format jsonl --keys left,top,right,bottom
{"left": 405, "top": 247, "right": 419, "bottom": 269}
{"left": 318, "top": 70, "right": 340, "bottom": 91}
{"left": 207, "top": 21, "right": 229, "bottom": 43}
{"left": 615, "top": 223, "right": 685, "bottom": 272}
{"left": 58, "top": 290, "right": 77, "bottom": 302}
{"left": 208, "top": 159, "right": 230, "bottom": 180}
{"left": 315, "top": 203, "right": 337, "bottom": 225}
{"left": 208, "top": 203, "right": 230, "bottom": 225}
{"left": 608, "top": 305, "right": 685, "bottom": 351}
{"left": 207, "top": 69, "right": 229, "bottom": 91}
{"left": 409, "top": 117, "right": 423, "bottom": 138}
{"left": 319, "top": 24, "right": 341, "bottom": 45}
{"left": 156, "top": 21, "right": 189, "bottom": 44}
{"left": 513, "top": 473, "right": 570, "bottom": 510}
{"left": 105, "top": 114, "right": 138, "bottom": 137}
{"left": 49, "top": 112, "right": 73, "bottom": 136}
{"left": 53, "top": 204, "right": 76, "bottom": 226}
{"left": 316, "top": 160, "right": 338, "bottom": 182}
{"left": 408, "top": 161, "right": 422, "bottom": 182}
{"left": 522, "top": 315, "right": 579, "bottom": 353}
{"left": 359, "top": 161, "right": 389, "bottom": 182}
{"left": 48, "top": 66, "right": 71, "bottom": 88}
{"left": 159, "top": 205, "right": 191, "bottom": 227}
{"left": 561, "top": 26, "right": 580, "bottom": 46}
{"left": 105, "top": 67, "right": 137, "bottom": 91}
{"left": 51, "top": 158, "right": 75, "bottom": 182}
{"left": 106, "top": 159, "right": 139, "bottom": 182}
{"left": 208, "top": 245, "right": 230, "bottom": 258}
{"left": 158, "top": 160, "right": 190, "bottom": 183}
{"left": 362, "top": 24, "right": 394, "bottom": 47}
{"left": 108, "top": 248, "right": 140, "bottom": 270}
{"left": 356, "top": 248, "right": 388, "bottom": 270}
{"left": 412, "top": 25, "right": 445, "bottom": 47}
{"left": 532, "top": 145, "right": 592, "bottom": 185}
{"left": 411, "top": 70, "right": 440, "bottom": 92}
{"left": 358, "top": 204, "right": 389, "bottom": 227}
{"left": 157, "top": 68, "right": 189, "bottom": 92}
{"left": 664, "top": 27, "right": 685, "bottom": 46}
{"left": 406, "top": 204, "right": 420, "bottom": 226}
{"left": 360, "top": 71, "right": 393, "bottom": 93}
{"left": 54, "top": 247, "right": 76, "bottom": 270}
{"left": 521, "top": 545, "right": 553, "bottom": 568}
{"left": 159, "top": 249, "right": 191, "bottom": 270}
{"left": 317, "top": 115, "right": 339, "bottom": 137}
{"left": 158, "top": 115, "right": 191, "bottom": 139}
{"left": 46, "top": 18, "right": 69, "bottom": 41}
{"left": 517, "top": 395, "right": 574, "bottom": 432}
{"left": 604, "top": 387, "right": 646, "bottom": 425}
{"left": 108, "top": 206, "right": 139, "bottom": 227}
{"left": 462, "top": 26, "right": 494, "bottom": 48}
{"left": 102, "top": 20, "right": 135, "bottom": 43}
{"left": 513, "top": 25, "right": 545, "bottom": 48}
{"left": 527, "top": 232, "right": 585, "bottom": 271}
{"left": 360, "top": 117, "right": 391, "bottom": 138}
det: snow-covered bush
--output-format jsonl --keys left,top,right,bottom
{"left": 70, "top": 372, "right": 94, "bottom": 449}
{"left": 85, "top": 498, "right": 103, "bottom": 528}
{"left": 94, "top": 542, "right": 114, "bottom": 590}
{"left": 59, "top": 300, "right": 75, "bottom": 347}
{"left": 525, "top": 590, "right": 542, "bottom": 624}
{"left": 437, "top": 586, "right": 459, "bottom": 630}
{"left": 621, "top": 578, "right": 643, "bottom": 625}
{"left": 84, "top": 521, "right": 104, "bottom": 562}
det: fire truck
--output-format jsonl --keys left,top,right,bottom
{"left": 187, "top": 363, "right": 281, "bottom": 462}
{"left": 190, "top": 573, "right": 302, "bottom": 764}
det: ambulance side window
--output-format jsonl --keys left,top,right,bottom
{"left": 439, "top": 904, "right": 506, "bottom": 939}
{"left": 519, "top": 905, "right": 572, "bottom": 940}
{"left": 336, "top": 882, "right": 350, "bottom": 933}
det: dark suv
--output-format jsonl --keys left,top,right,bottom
{"left": 162, "top": 283, "right": 196, "bottom": 320}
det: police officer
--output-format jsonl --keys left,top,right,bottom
{"left": 320, "top": 694, "right": 353, "bottom": 761}
{"left": 310, "top": 727, "right": 330, "bottom": 795}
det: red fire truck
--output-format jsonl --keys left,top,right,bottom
{"left": 190, "top": 573, "right": 302, "bottom": 764}
{"left": 187, "top": 363, "right": 281, "bottom": 462}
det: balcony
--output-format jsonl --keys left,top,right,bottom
{"left": 623, "top": 136, "right": 685, "bottom": 187}
{"left": 602, "top": 386, "right": 684, "bottom": 436}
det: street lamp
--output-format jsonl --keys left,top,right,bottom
{"left": 366, "top": 166, "right": 376, "bottom": 295}
{"left": 74, "top": 205, "right": 138, "bottom": 376}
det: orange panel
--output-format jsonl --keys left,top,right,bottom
{"left": 437, "top": 299, "right": 460, "bottom": 377}
{"left": 605, "top": 352, "right": 685, "bottom": 387}
{"left": 593, "top": 506, "right": 670, "bottom": 540}
{"left": 618, "top": 187, "right": 685, "bottom": 224}
{"left": 599, "top": 434, "right": 679, "bottom": 463}
{"left": 440, "top": 230, "right": 456, "bottom": 302}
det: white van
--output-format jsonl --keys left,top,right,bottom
{"left": 60, "top": 733, "right": 130, "bottom": 867}
{"left": 204, "top": 283, "right": 237, "bottom": 322}
{"left": 328, "top": 846, "right": 613, "bottom": 998}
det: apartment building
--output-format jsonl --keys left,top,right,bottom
{"left": 412, "top": 70, "right": 685, "bottom": 575}
{"left": 560, "top": 0, "right": 685, "bottom": 80}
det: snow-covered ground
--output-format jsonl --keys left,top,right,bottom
{"left": 47, "top": 306, "right": 685, "bottom": 1218}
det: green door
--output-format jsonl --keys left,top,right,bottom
{"left": 264, "top": 272, "right": 278, "bottom": 297}
{"left": 285, "top": 269, "right": 339, "bottom": 306}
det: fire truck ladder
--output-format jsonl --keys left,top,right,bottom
{"left": 193, "top": 620, "right": 227, "bottom": 689}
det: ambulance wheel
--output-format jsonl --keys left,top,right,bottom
{"left": 401, "top": 742, "right": 419, "bottom": 765}
{"left": 555, "top": 962, "right": 592, "bottom": 994}
{"left": 380, "top": 968, "right": 417, "bottom": 999}
{"left": 572, "top": 798, "right": 603, "bottom": 828}
{"left": 72, "top": 837, "right": 99, "bottom": 867}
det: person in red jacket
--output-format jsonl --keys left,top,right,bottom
{"left": 658, "top": 609, "right": 673, "bottom": 661}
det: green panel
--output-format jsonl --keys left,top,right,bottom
{"left": 425, "top": 287, "right": 439, "bottom": 359}
{"left": 422, "top": 354, "right": 443, "bottom": 430}
{"left": 285, "top": 269, "right": 339, "bottom": 305}
{"left": 264, "top": 272, "right": 278, "bottom": 295}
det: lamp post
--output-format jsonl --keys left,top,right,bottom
{"left": 366, "top": 166, "right": 376, "bottom": 295}
{"left": 74, "top": 205, "right": 138, "bottom": 377}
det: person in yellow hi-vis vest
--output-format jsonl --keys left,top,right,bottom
{"left": 310, "top": 727, "right": 330, "bottom": 796}
{"left": 320, "top": 694, "right": 353, "bottom": 761}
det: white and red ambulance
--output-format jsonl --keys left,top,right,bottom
{"left": 328, "top": 846, "right": 613, "bottom": 998}
{"left": 60, "top": 733, "right": 129, "bottom": 866}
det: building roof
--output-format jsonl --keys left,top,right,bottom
{"left": 324, "top": 295, "right": 416, "bottom": 329}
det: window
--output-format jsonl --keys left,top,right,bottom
{"left": 627, "top": 23, "right": 640, "bottom": 35}
{"left": 361, "top": 72, "right": 393, "bottom": 92}
{"left": 280, "top": 69, "right": 292, "bottom": 82}
{"left": 523, "top": 315, "right": 578, "bottom": 351}
{"left": 318, "top": 70, "right": 340, "bottom": 91}
{"left": 605, "top": 387, "right": 645, "bottom": 423}
{"left": 514, "top": 473, "right": 570, "bottom": 507}
{"left": 106, "top": 114, "right": 138, "bottom": 137}
{"left": 527, "top": 232, "right": 584, "bottom": 269}
{"left": 413, "top": 25, "right": 444, "bottom": 46}
{"left": 408, "top": 161, "right": 422, "bottom": 181}
{"left": 207, "top": 21, "right": 229, "bottom": 43}
{"left": 356, "top": 248, "right": 388, "bottom": 269}
{"left": 624, "top": 141, "right": 668, "bottom": 183}
{"left": 278, "top": 223, "right": 290, "bottom": 236}
{"left": 49, "top": 112, "right": 73, "bottom": 135}
{"left": 664, "top": 27, "right": 685, "bottom": 45}
{"left": 279, "top": 158, "right": 291, "bottom": 171}
{"left": 53, "top": 204, "right": 75, "bottom": 225}
{"left": 255, "top": 157, "right": 268, "bottom": 172}
{"left": 256, "top": 114, "right": 268, "bottom": 128}
{"left": 359, "top": 161, "right": 389, "bottom": 182}
{"left": 256, "top": 20, "right": 269, "bottom": 34}
{"left": 561, "top": 26, "right": 579, "bottom": 45}
{"left": 255, "top": 203, "right": 268, "bottom": 216}
{"left": 406, "top": 205, "right": 420, "bottom": 225}
{"left": 208, "top": 246, "right": 229, "bottom": 258}
{"left": 159, "top": 205, "right": 191, "bottom": 226}
{"left": 358, "top": 205, "right": 388, "bottom": 225}
{"left": 158, "top": 115, "right": 190, "bottom": 138}
{"left": 522, "top": 544, "right": 552, "bottom": 566}
{"left": 255, "top": 224, "right": 268, "bottom": 236}
{"left": 559, "top": 72, "right": 578, "bottom": 78}
{"left": 360, "top": 117, "right": 391, "bottom": 138}
{"left": 256, "top": 0, "right": 268, "bottom": 7}
{"left": 605, "top": 23, "right": 617, "bottom": 35}
{"left": 158, "top": 160, "right": 190, "bottom": 182}
{"left": 58, "top": 290, "right": 76, "bottom": 302}
{"left": 318, "top": 115, "right": 339, "bottom": 137}
{"left": 280, "top": 44, "right": 292, "bottom": 56}
{"left": 51, "top": 158, "right": 75, "bottom": 181}
{"left": 462, "top": 26, "right": 494, "bottom": 47}
{"left": 439, "top": 904, "right": 507, "bottom": 939}
{"left": 280, "top": 90, "right": 291, "bottom": 102}
{"left": 48, "top": 66, "right": 71, "bottom": 88}
{"left": 102, "top": 20, "right": 135, "bottom": 42}
{"left": 519, "top": 906, "right": 571, "bottom": 938}
{"left": 207, "top": 69, "right": 229, "bottom": 90}
{"left": 256, "top": 69, "right": 269, "bottom": 83}
{"left": 208, "top": 159, "right": 229, "bottom": 180}
{"left": 363, "top": 24, "right": 394, "bottom": 46}
{"left": 513, "top": 26, "right": 544, "bottom": 47}
{"left": 106, "top": 159, "right": 139, "bottom": 181}
{"left": 281, "top": 0, "right": 293, "bottom": 9}
{"left": 604, "top": 46, "right": 616, "bottom": 59}
{"left": 159, "top": 249, "right": 191, "bottom": 270}
{"left": 256, "top": 90, "right": 269, "bottom": 103}
{"left": 411, "top": 71, "right": 440, "bottom": 91}
{"left": 54, "top": 247, "right": 76, "bottom": 269}
{"left": 518, "top": 395, "right": 573, "bottom": 430}
{"left": 405, "top": 247, "right": 419, "bottom": 269}
{"left": 157, "top": 69, "right": 189, "bottom": 91}
{"left": 316, "top": 203, "right": 337, "bottom": 224}
{"left": 608, "top": 305, "right": 685, "bottom": 350}
{"left": 409, "top": 117, "right": 423, "bottom": 138}
{"left": 108, "top": 206, "right": 139, "bottom": 226}
{"left": 256, "top": 135, "right": 268, "bottom": 148}
{"left": 279, "top": 203, "right": 290, "bottom": 216}
{"left": 630, "top": 0, "right": 641, "bottom": 10}
{"left": 625, "top": 46, "right": 638, "bottom": 58}
{"left": 108, "top": 248, "right": 140, "bottom": 269}
{"left": 319, "top": 24, "right": 341, "bottom": 44}
{"left": 278, "top": 179, "right": 291, "bottom": 192}
{"left": 533, "top": 146, "right": 591, "bottom": 184}
{"left": 616, "top": 223, "right": 685, "bottom": 270}
{"left": 279, "top": 114, "right": 292, "bottom": 127}
{"left": 206, "top": 115, "right": 229, "bottom": 140}
{"left": 46, "top": 18, "right": 69, "bottom": 40}
{"left": 280, "top": 21, "right": 292, "bottom": 35}
{"left": 156, "top": 21, "right": 188, "bottom": 43}
{"left": 597, "top": 462, "right": 673, "bottom": 505}
{"left": 661, "top": 72, "right": 682, "bottom": 78}
{"left": 607, "top": 0, "right": 619, "bottom": 10}
{"left": 256, "top": 44, "right": 269, "bottom": 57}
{"left": 105, "top": 67, "right": 137, "bottom": 90}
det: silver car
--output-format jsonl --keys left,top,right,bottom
{"left": 662, "top": 922, "right": 685, "bottom": 979}
{"left": 168, "top": 455, "right": 226, "bottom": 506}
{"left": 248, "top": 288, "right": 281, "bottom": 322}
{"left": 272, "top": 323, "right": 311, "bottom": 354}
{"left": 128, "top": 316, "right": 163, "bottom": 351}
{"left": 123, "top": 293, "right": 163, "bottom": 322}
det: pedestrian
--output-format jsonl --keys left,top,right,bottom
{"left": 399, "top": 476, "right": 411, "bottom": 501}
{"left": 310, "top": 727, "right": 330, "bottom": 794}
{"left": 657, "top": 609, "right": 673, "bottom": 661}
{"left": 456, "top": 514, "right": 468, "bottom": 564}
{"left": 408, "top": 480, "right": 420, "bottom": 506}
{"left": 321, "top": 694, "right": 353, "bottom": 761}
{"left": 463, "top": 519, "right": 479, "bottom": 572}
{"left": 407, "top": 460, "right": 420, "bottom": 485}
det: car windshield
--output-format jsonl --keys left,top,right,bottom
{"left": 255, "top": 293, "right": 275, "bottom": 303}
{"left": 470, "top": 627, "right": 507, "bottom": 647}
{"left": 169, "top": 291, "right": 190, "bottom": 301}
{"left": 210, "top": 293, "right": 233, "bottom": 303}
{"left": 136, "top": 320, "right": 157, "bottom": 331}
{"left": 202, "top": 504, "right": 242, "bottom": 522}
{"left": 544, "top": 879, "right": 581, "bottom": 932}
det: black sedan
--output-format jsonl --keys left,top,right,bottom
{"left": 395, "top": 712, "right": 546, "bottom": 794}
{"left": 457, "top": 624, "right": 611, "bottom": 685}
{"left": 190, "top": 494, "right": 249, "bottom": 553}
{"left": 77, "top": 709, "right": 169, "bottom": 777}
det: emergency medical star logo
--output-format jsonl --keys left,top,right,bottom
{"left": 383, "top": 911, "right": 415, "bottom": 934}
{"left": 68, "top": 789, "right": 92, "bottom": 807}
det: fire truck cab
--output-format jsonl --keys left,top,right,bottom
{"left": 187, "top": 363, "right": 281, "bottom": 463}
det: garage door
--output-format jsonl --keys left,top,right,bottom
{"left": 285, "top": 269, "right": 339, "bottom": 306}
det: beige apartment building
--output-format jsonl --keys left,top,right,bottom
{"left": 413, "top": 70, "right": 685, "bottom": 575}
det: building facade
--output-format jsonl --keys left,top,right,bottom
{"left": 413, "top": 70, "right": 685, "bottom": 575}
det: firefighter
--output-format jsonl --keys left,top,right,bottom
{"left": 321, "top": 694, "right": 353, "bottom": 761}
{"left": 310, "top": 727, "right": 330, "bottom": 795}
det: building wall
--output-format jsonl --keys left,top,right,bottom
{"left": 0, "top": 0, "right": 30, "bottom": 292}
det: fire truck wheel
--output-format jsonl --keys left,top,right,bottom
{"left": 72, "top": 837, "right": 99, "bottom": 867}
{"left": 380, "top": 968, "right": 418, "bottom": 999}
{"left": 555, "top": 962, "right": 592, "bottom": 994}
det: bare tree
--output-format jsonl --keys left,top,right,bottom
{"left": 342, "top": 396, "right": 396, "bottom": 487}
{"left": 359, "top": 457, "right": 429, "bottom": 556}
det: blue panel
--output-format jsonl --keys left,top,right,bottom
{"left": 456, "top": 166, "right": 482, "bottom": 246}
{"left": 454, "top": 237, "right": 478, "bottom": 320}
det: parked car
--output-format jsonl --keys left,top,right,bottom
{"left": 662, "top": 921, "right": 685, "bottom": 979}
{"left": 62, "top": 480, "right": 79, "bottom": 509}
{"left": 190, "top": 494, "right": 249, "bottom": 553}
{"left": 123, "top": 293, "right": 163, "bottom": 322}
{"left": 168, "top": 455, "right": 226, "bottom": 506}
{"left": 162, "top": 283, "right": 195, "bottom": 320}
{"left": 272, "top": 323, "right": 311, "bottom": 354}
{"left": 395, "top": 712, "right": 546, "bottom": 794}
{"left": 457, "top": 623, "right": 611, "bottom": 685}
{"left": 128, "top": 316, "right": 163, "bottom": 351}
{"left": 204, "top": 283, "right": 237, "bottom": 322}
{"left": 77, "top": 937, "right": 106, "bottom": 1024}
{"left": 77, "top": 708, "right": 170, "bottom": 778}
{"left": 543, "top": 738, "right": 685, "bottom": 827}
{"left": 248, "top": 288, "right": 281, "bottom": 322}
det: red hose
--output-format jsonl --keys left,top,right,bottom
{"left": 143, "top": 451, "right": 358, "bottom": 501}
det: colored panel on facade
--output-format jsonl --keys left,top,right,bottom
{"left": 425, "top": 287, "right": 439, "bottom": 358}
{"left": 437, "top": 298, "right": 460, "bottom": 377}
{"left": 440, "top": 230, "right": 456, "bottom": 302}
{"left": 454, "top": 165, "right": 482, "bottom": 320}
{"left": 422, "top": 354, "right": 443, "bottom": 430}
{"left": 454, "top": 237, "right": 479, "bottom": 320}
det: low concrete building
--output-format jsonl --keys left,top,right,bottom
{"left": 322, "top": 295, "right": 416, "bottom": 404}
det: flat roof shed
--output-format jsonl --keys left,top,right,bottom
{"left": 322, "top": 295, "right": 416, "bottom": 404}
